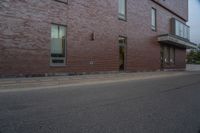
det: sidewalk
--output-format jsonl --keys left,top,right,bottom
{"left": 0, "top": 71, "right": 191, "bottom": 92}
{"left": 186, "top": 64, "right": 200, "bottom": 71}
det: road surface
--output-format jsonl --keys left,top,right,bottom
{"left": 0, "top": 72, "right": 200, "bottom": 133}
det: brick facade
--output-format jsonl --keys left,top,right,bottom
{"left": 0, "top": 0, "right": 189, "bottom": 76}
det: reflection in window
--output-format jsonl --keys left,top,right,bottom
{"left": 151, "top": 8, "right": 156, "bottom": 31}
{"left": 170, "top": 47, "right": 175, "bottom": 64}
{"left": 51, "top": 24, "right": 66, "bottom": 66}
{"left": 163, "top": 46, "right": 175, "bottom": 65}
{"left": 173, "top": 19, "right": 189, "bottom": 40}
{"left": 118, "top": 0, "right": 126, "bottom": 20}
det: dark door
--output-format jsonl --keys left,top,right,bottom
{"left": 119, "top": 45, "right": 125, "bottom": 70}
{"left": 160, "top": 45, "right": 164, "bottom": 69}
{"left": 119, "top": 37, "right": 126, "bottom": 71}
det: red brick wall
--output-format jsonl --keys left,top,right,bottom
{"left": 175, "top": 48, "right": 187, "bottom": 69}
{"left": 152, "top": 0, "right": 188, "bottom": 21}
{"left": 0, "top": 0, "right": 188, "bottom": 76}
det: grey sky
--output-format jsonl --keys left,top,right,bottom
{"left": 188, "top": 0, "right": 200, "bottom": 44}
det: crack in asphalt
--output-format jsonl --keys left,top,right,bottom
{"left": 76, "top": 80, "right": 200, "bottom": 111}
{"left": 161, "top": 80, "right": 200, "bottom": 93}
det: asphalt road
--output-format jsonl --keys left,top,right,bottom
{"left": 0, "top": 72, "right": 200, "bottom": 133}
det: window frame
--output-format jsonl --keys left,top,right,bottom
{"left": 151, "top": 7, "right": 157, "bottom": 31}
{"left": 50, "top": 23, "right": 67, "bottom": 67}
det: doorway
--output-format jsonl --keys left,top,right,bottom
{"left": 160, "top": 45, "right": 164, "bottom": 69}
{"left": 119, "top": 36, "right": 126, "bottom": 71}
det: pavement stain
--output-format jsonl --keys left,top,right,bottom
{"left": 6, "top": 104, "right": 29, "bottom": 111}
{"left": 161, "top": 80, "right": 200, "bottom": 93}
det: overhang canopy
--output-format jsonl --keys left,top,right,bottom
{"left": 158, "top": 34, "right": 197, "bottom": 49}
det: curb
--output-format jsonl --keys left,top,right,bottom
{"left": 0, "top": 72, "right": 191, "bottom": 92}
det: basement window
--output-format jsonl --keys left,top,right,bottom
{"left": 50, "top": 24, "right": 67, "bottom": 66}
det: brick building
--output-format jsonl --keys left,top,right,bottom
{"left": 0, "top": 0, "right": 197, "bottom": 77}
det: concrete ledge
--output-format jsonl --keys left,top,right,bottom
{"left": 186, "top": 64, "right": 200, "bottom": 71}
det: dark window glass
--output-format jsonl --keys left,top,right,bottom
{"left": 163, "top": 46, "right": 176, "bottom": 65}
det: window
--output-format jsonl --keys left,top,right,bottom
{"left": 163, "top": 46, "right": 175, "bottom": 65}
{"left": 170, "top": 47, "right": 175, "bottom": 64}
{"left": 119, "top": 36, "right": 126, "bottom": 46}
{"left": 172, "top": 18, "right": 190, "bottom": 40}
{"left": 164, "top": 46, "right": 170, "bottom": 64}
{"left": 51, "top": 24, "right": 66, "bottom": 66}
{"left": 118, "top": 0, "right": 126, "bottom": 20}
{"left": 151, "top": 8, "right": 157, "bottom": 31}
{"left": 119, "top": 36, "right": 127, "bottom": 70}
